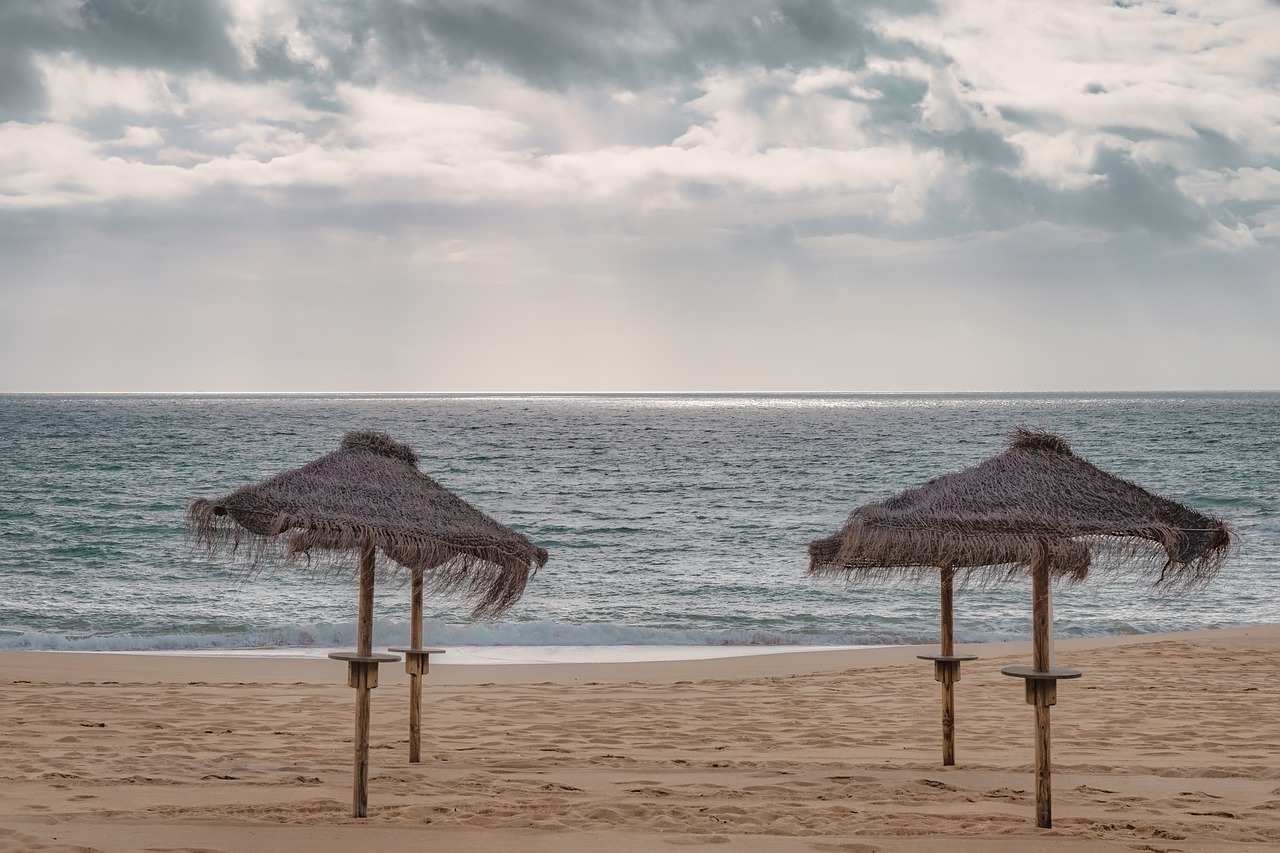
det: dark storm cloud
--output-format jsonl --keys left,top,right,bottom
{"left": 847, "top": 73, "right": 1021, "bottom": 168}
{"left": 920, "top": 127, "right": 1022, "bottom": 168}
{"left": 1083, "top": 148, "right": 1214, "bottom": 238}
{"left": 1190, "top": 126, "right": 1256, "bottom": 170}
{"left": 249, "top": 35, "right": 319, "bottom": 82}
{"left": 301, "top": 0, "right": 938, "bottom": 89}
{"left": 858, "top": 73, "right": 929, "bottom": 121}
{"left": 995, "top": 105, "right": 1050, "bottom": 131}
{"left": 1095, "top": 124, "right": 1277, "bottom": 173}
{"left": 957, "top": 148, "right": 1213, "bottom": 241}
{"left": 0, "top": 46, "right": 45, "bottom": 118}
{"left": 74, "top": 0, "right": 240, "bottom": 73}
{"left": 790, "top": 145, "right": 1218, "bottom": 244}
{"left": 0, "top": 0, "right": 241, "bottom": 119}
{"left": 0, "top": 1, "right": 66, "bottom": 116}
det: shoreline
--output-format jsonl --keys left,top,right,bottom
{"left": 0, "top": 624, "right": 1270, "bottom": 685}
{"left": 5, "top": 641, "right": 882, "bottom": 665}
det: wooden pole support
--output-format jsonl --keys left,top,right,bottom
{"left": 1001, "top": 542, "right": 1082, "bottom": 828}
{"left": 1034, "top": 681, "right": 1053, "bottom": 828}
{"left": 410, "top": 567, "right": 424, "bottom": 764}
{"left": 388, "top": 645, "right": 447, "bottom": 765}
{"left": 918, "top": 567, "right": 978, "bottom": 767}
{"left": 347, "top": 660, "right": 379, "bottom": 689}
{"left": 353, "top": 675, "right": 371, "bottom": 818}
{"left": 343, "top": 655, "right": 399, "bottom": 819}
{"left": 328, "top": 651, "right": 399, "bottom": 818}
{"left": 1024, "top": 678, "right": 1057, "bottom": 706}
{"left": 358, "top": 541, "right": 375, "bottom": 657}
{"left": 355, "top": 541, "right": 375, "bottom": 818}
{"left": 940, "top": 566, "right": 955, "bottom": 657}
{"left": 940, "top": 566, "right": 956, "bottom": 766}
{"left": 1032, "top": 546, "right": 1052, "bottom": 673}
{"left": 1031, "top": 542, "right": 1052, "bottom": 826}
{"left": 1002, "top": 664, "right": 1079, "bottom": 828}
{"left": 939, "top": 660, "right": 957, "bottom": 765}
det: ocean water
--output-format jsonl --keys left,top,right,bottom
{"left": 1, "top": 393, "right": 1276, "bottom": 654}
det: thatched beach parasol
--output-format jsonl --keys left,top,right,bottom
{"left": 808, "top": 428, "right": 1231, "bottom": 827}
{"left": 189, "top": 430, "right": 547, "bottom": 817}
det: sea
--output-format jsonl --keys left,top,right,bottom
{"left": 1, "top": 393, "right": 1276, "bottom": 660}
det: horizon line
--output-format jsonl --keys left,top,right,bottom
{"left": 2, "top": 389, "right": 1278, "bottom": 396}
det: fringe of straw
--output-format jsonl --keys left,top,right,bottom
{"left": 807, "top": 522, "right": 1232, "bottom": 590}
{"left": 188, "top": 499, "right": 546, "bottom": 620}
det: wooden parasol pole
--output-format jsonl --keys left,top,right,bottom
{"left": 939, "top": 565, "right": 957, "bottom": 765}
{"left": 940, "top": 566, "right": 955, "bottom": 658}
{"left": 389, "top": 571, "right": 444, "bottom": 766}
{"left": 331, "top": 540, "right": 400, "bottom": 817}
{"left": 1000, "top": 539, "right": 1081, "bottom": 828}
{"left": 352, "top": 539, "right": 376, "bottom": 818}
{"left": 1032, "top": 543, "right": 1051, "bottom": 672}
{"left": 408, "top": 566, "right": 424, "bottom": 763}
{"left": 1030, "top": 540, "right": 1054, "bottom": 828}
{"left": 919, "top": 565, "right": 977, "bottom": 766}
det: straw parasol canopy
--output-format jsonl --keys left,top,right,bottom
{"left": 189, "top": 430, "right": 548, "bottom": 619}
{"left": 808, "top": 428, "right": 1231, "bottom": 585}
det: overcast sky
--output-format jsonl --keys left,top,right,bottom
{"left": 2, "top": 0, "right": 1278, "bottom": 392}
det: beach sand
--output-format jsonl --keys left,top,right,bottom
{"left": 2, "top": 626, "right": 1278, "bottom": 852}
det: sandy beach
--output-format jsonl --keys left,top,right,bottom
{"left": 2, "top": 626, "right": 1278, "bottom": 852}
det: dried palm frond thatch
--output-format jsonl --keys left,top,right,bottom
{"left": 808, "top": 428, "right": 1232, "bottom": 587}
{"left": 189, "top": 430, "right": 547, "bottom": 619}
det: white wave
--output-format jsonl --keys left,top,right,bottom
{"left": 0, "top": 616, "right": 972, "bottom": 653}
{"left": 2, "top": 614, "right": 1196, "bottom": 655}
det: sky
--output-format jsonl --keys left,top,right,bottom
{"left": 1, "top": 0, "right": 1278, "bottom": 393}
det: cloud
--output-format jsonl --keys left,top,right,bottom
{"left": 36, "top": 55, "right": 178, "bottom": 122}
{"left": 2, "top": 0, "right": 1279, "bottom": 392}
{"left": 0, "top": 0, "right": 243, "bottom": 121}
{"left": 0, "top": 46, "right": 46, "bottom": 119}
{"left": 110, "top": 125, "right": 164, "bottom": 147}
{"left": 935, "top": 146, "right": 1214, "bottom": 242}
{"left": 1083, "top": 147, "right": 1213, "bottom": 238}
{"left": 74, "top": 0, "right": 241, "bottom": 74}
{"left": 296, "top": 0, "right": 933, "bottom": 89}
{"left": 6, "top": 0, "right": 1277, "bottom": 244}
